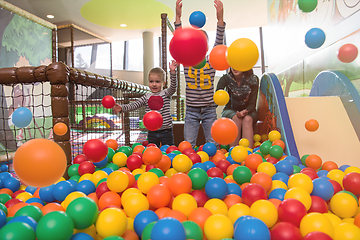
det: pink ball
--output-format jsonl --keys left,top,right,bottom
{"left": 101, "top": 95, "right": 116, "bottom": 109}
{"left": 271, "top": 222, "right": 302, "bottom": 240}
{"left": 338, "top": 43, "right": 358, "bottom": 63}
{"left": 169, "top": 27, "right": 208, "bottom": 66}
{"left": 278, "top": 198, "right": 307, "bottom": 227}
{"left": 143, "top": 111, "right": 163, "bottom": 131}
{"left": 241, "top": 183, "right": 267, "bottom": 207}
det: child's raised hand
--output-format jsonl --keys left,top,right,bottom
{"left": 113, "top": 103, "right": 122, "bottom": 114}
{"left": 214, "top": 0, "right": 224, "bottom": 25}
{"left": 176, "top": 0, "right": 182, "bottom": 18}
{"left": 169, "top": 60, "right": 178, "bottom": 73}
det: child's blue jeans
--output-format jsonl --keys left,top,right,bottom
{"left": 147, "top": 128, "right": 174, "bottom": 147}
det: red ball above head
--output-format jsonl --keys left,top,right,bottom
{"left": 188, "top": 153, "right": 202, "bottom": 165}
{"left": 101, "top": 95, "right": 116, "bottom": 109}
{"left": 143, "top": 110, "right": 163, "bottom": 131}
{"left": 148, "top": 95, "right": 164, "bottom": 111}
{"left": 83, "top": 139, "right": 108, "bottom": 162}
{"left": 338, "top": 43, "right": 358, "bottom": 63}
{"left": 73, "top": 154, "right": 88, "bottom": 164}
{"left": 169, "top": 27, "right": 208, "bottom": 67}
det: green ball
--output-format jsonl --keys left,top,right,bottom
{"left": 259, "top": 140, "right": 272, "bottom": 155}
{"left": 293, "top": 165, "right": 301, "bottom": 174}
{"left": 36, "top": 211, "right": 74, "bottom": 240}
{"left": 66, "top": 197, "right": 98, "bottom": 229}
{"left": 107, "top": 148, "right": 116, "bottom": 162}
{"left": 105, "top": 163, "right": 120, "bottom": 171}
{"left": 67, "top": 164, "right": 79, "bottom": 177}
{"left": 148, "top": 168, "right": 165, "bottom": 177}
{"left": 183, "top": 220, "right": 203, "bottom": 240}
{"left": 298, "top": 0, "right": 317, "bottom": 12}
{"left": 188, "top": 168, "right": 208, "bottom": 190}
{"left": 134, "top": 174, "right": 141, "bottom": 181}
{"left": 96, "top": 178, "right": 108, "bottom": 187}
{"left": 0, "top": 194, "right": 11, "bottom": 205}
{"left": 69, "top": 175, "right": 80, "bottom": 183}
{"left": 269, "top": 145, "right": 283, "bottom": 159}
{"left": 171, "top": 150, "right": 182, "bottom": 155}
{"left": 14, "top": 205, "right": 43, "bottom": 222}
{"left": 233, "top": 166, "right": 252, "bottom": 185}
{"left": 6, "top": 217, "right": 13, "bottom": 222}
{"left": 0, "top": 222, "right": 36, "bottom": 240}
{"left": 301, "top": 154, "right": 310, "bottom": 166}
{"left": 0, "top": 203, "right": 8, "bottom": 215}
{"left": 103, "top": 236, "right": 125, "bottom": 240}
{"left": 117, "top": 146, "right": 132, "bottom": 157}
{"left": 141, "top": 221, "right": 156, "bottom": 240}
{"left": 220, "top": 145, "right": 230, "bottom": 151}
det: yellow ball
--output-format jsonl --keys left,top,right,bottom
{"left": 327, "top": 169, "right": 345, "bottom": 188}
{"left": 300, "top": 212, "right": 334, "bottom": 238}
{"left": 172, "top": 154, "right": 193, "bottom": 173}
{"left": 204, "top": 214, "right": 234, "bottom": 240}
{"left": 132, "top": 168, "right": 145, "bottom": 176}
{"left": 127, "top": 217, "right": 134, "bottom": 231}
{"left": 204, "top": 199, "right": 228, "bottom": 215}
{"left": 238, "top": 138, "right": 250, "bottom": 148}
{"left": 137, "top": 172, "right": 159, "bottom": 194}
{"left": 96, "top": 207, "right": 127, "bottom": 238}
{"left": 334, "top": 222, "right": 360, "bottom": 240}
{"left": 231, "top": 146, "right": 248, "bottom": 163}
{"left": 323, "top": 212, "right": 342, "bottom": 228}
{"left": 330, "top": 192, "right": 358, "bottom": 218}
{"left": 107, "top": 171, "right": 129, "bottom": 193}
{"left": 250, "top": 200, "right": 278, "bottom": 228}
{"left": 227, "top": 38, "right": 259, "bottom": 72}
{"left": 172, "top": 193, "right": 197, "bottom": 217}
{"left": 253, "top": 134, "right": 261, "bottom": 142}
{"left": 112, "top": 152, "right": 128, "bottom": 167}
{"left": 257, "top": 162, "right": 277, "bottom": 177}
{"left": 19, "top": 185, "right": 27, "bottom": 190}
{"left": 213, "top": 90, "right": 229, "bottom": 106}
{"left": 287, "top": 173, "right": 313, "bottom": 194}
{"left": 79, "top": 173, "right": 92, "bottom": 182}
{"left": 253, "top": 141, "right": 261, "bottom": 148}
{"left": 261, "top": 134, "right": 268, "bottom": 142}
{"left": 344, "top": 166, "right": 360, "bottom": 174}
{"left": 16, "top": 192, "right": 32, "bottom": 202}
{"left": 228, "top": 203, "right": 250, "bottom": 224}
{"left": 269, "top": 180, "right": 288, "bottom": 192}
{"left": 91, "top": 170, "right": 108, "bottom": 186}
{"left": 342, "top": 218, "right": 354, "bottom": 224}
{"left": 165, "top": 168, "right": 177, "bottom": 178}
{"left": 197, "top": 151, "right": 209, "bottom": 163}
{"left": 268, "top": 130, "right": 281, "bottom": 142}
{"left": 284, "top": 187, "right": 312, "bottom": 210}
{"left": 123, "top": 193, "right": 149, "bottom": 218}
{"left": 121, "top": 188, "right": 142, "bottom": 206}
{"left": 61, "top": 191, "right": 87, "bottom": 209}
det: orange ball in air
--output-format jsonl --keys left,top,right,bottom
{"left": 53, "top": 122, "right": 68, "bottom": 136}
{"left": 305, "top": 119, "right": 319, "bottom": 132}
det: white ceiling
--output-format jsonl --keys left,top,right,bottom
{"left": 4, "top": 0, "right": 268, "bottom": 42}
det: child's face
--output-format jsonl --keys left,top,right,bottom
{"left": 149, "top": 73, "right": 164, "bottom": 93}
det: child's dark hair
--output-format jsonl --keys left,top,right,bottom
{"left": 229, "top": 68, "right": 254, "bottom": 79}
{"left": 149, "top": 67, "right": 166, "bottom": 82}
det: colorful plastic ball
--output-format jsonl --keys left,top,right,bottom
{"left": 83, "top": 139, "right": 108, "bottom": 163}
{"left": 210, "top": 118, "right": 238, "bottom": 146}
{"left": 231, "top": 146, "right": 248, "bottom": 163}
{"left": 168, "top": 173, "right": 192, "bottom": 196}
{"left": 205, "top": 177, "right": 228, "bottom": 199}
{"left": 304, "top": 118, "right": 320, "bottom": 132}
{"left": 300, "top": 212, "right": 334, "bottom": 238}
{"left": 288, "top": 173, "right": 313, "bottom": 194}
{"left": 53, "top": 122, "right": 68, "bottom": 136}
{"left": 66, "top": 197, "right": 98, "bottom": 229}
{"left": 305, "top": 154, "right": 322, "bottom": 170}
{"left": 8, "top": 215, "right": 37, "bottom": 231}
{"left": 102, "top": 95, "right": 116, "bottom": 109}
{"left": 71, "top": 232, "right": 94, "bottom": 240}
{"left": 147, "top": 184, "right": 171, "bottom": 208}
{"left": 0, "top": 221, "right": 36, "bottom": 240}
{"left": 151, "top": 217, "right": 186, "bottom": 239}
{"left": 204, "top": 198, "right": 228, "bottom": 215}
{"left": 333, "top": 222, "right": 360, "bottom": 240}
{"left": 342, "top": 172, "right": 360, "bottom": 195}
{"left": 78, "top": 161, "right": 95, "bottom": 176}
{"left": 330, "top": 192, "right": 358, "bottom": 218}
{"left": 233, "top": 166, "right": 252, "bottom": 185}
{"left": 201, "top": 142, "right": 216, "bottom": 157}
{"left": 172, "top": 193, "right": 197, "bottom": 218}
{"left": 268, "top": 130, "right": 281, "bottom": 142}
{"left": 188, "top": 168, "right": 208, "bottom": 190}
{"left": 190, "top": 190, "right": 209, "bottom": 208}
{"left": 36, "top": 211, "right": 74, "bottom": 240}
{"left": 2, "top": 177, "right": 20, "bottom": 193}
{"left": 227, "top": 183, "right": 242, "bottom": 197}
{"left": 133, "top": 210, "right": 159, "bottom": 237}
{"left": 39, "top": 185, "right": 56, "bottom": 203}
{"left": 143, "top": 110, "right": 163, "bottom": 131}
{"left": 269, "top": 145, "right": 283, "bottom": 159}
{"left": 298, "top": 0, "right": 317, "bottom": 12}
{"left": 234, "top": 215, "right": 270, "bottom": 240}
{"left": 260, "top": 140, "right": 272, "bottom": 155}
{"left": 73, "top": 154, "right": 88, "bottom": 164}
{"left": 0, "top": 164, "right": 8, "bottom": 172}
{"left": 308, "top": 195, "right": 328, "bottom": 213}
{"left": 268, "top": 188, "right": 287, "bottom": 201}
{"left": 207, "top": 167, "right": 223, "bottom": 178}
{"left": 305, "top": 28, "right": 325, "bottom": 49}
{"left": 12, "top": 107, "right": 32, "bottom": 128}
{"left": 141, "top": 221, "right": 156, "bottom": 240}
{"left": 169, "top": 27, "right": 208, "bottom": 66}
{"left": 95, "top": 207, "right": 127, "bottom": 238}
{"left": 189, "top": 11, "right": 206, "bottom": 28}
{"left": 311, "top": 177, "right": 334, "bottom": 201}
{"left": 204, "top": 214, "right": 233, "bottom": 240}
{"left": 107, "top": 171, "right": 129, "bottom": 193}
{"left": 13, "top": 139, "right": 67, "bottom": 188}
{"left": 275, "top": 160, "right": 294, "bottom": 176}
{"left": 249, "top": 199, "right": 278, "bottom": 228}
{"left": 278, "top": 198, "right": 307, "bottom": 227}
{"left": 182, "top": 220, "right": 203, "bottom": 240}
{"left": 193, "top": 58, "right": 206, "bottom": 69}
{"left": 227, "top": 38, "right": 259, "bottom": 72}
{"left": 250, "top": 172, "right": 272, "bottom": 193}
{"left": 172, "top": 154, "right": 193, "bottom": 173}
{"left": 271, "top": 222, "right": 302, "bottom": 240}
{"left": 209, "top": 45, "right": 230, "bottom": 71}
{"left": 227, "top": 203, "right": 249, "bottom": 224}
{"left": 188, "top": 207, "right": 212, "bottom": 230}
{"left": 245, "top": 154, "right": 263, "bottom": 171}
{"left": 14, "top": 204, "right": 43, "bottom": 223}
{"left": 285, "top": 187, "right": 312, "bottom": 210}
{"left": 53, "top": 181, "right": 74, "bottom": 201}
{"left": 242, "top": 183, "right": 267, "bottom": 207}
{"left": 338, "top": 43, "right": 358, "bottom": 63}
{"left": 257, "top": 162, "right": 276, "bottom": 177}
{"left": 75, "top": 180, "right": 96, "bottom": 195}
{"left": 213, "top": 90, "right": 230, "bottom": 107}
{"left": 123, "top": 193, "right": 149, "bottom": 218}
{"left": 143, "top": 146, "right": 162, "bottom": 165}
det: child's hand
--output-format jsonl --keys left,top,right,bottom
{"left": 214, "top": 0, "right": 224, "bottom": 25}
{"left": 113, "top": 104, "right": 122, "bottom": 114}
{"left": 176, "top": 0, "right": 182, "bottom": 18}
{"left": 169, "top": 60, "right": 178, "bottom": 73}
{"left": 236, "top": 109, "right": 248, "bottom": 118}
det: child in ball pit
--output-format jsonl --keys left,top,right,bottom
{"left": 113, "top": 60, "right": 178, "bottom": 147}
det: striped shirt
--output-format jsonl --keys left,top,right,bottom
{"left": 175, "top": 22, "right": 226, "bottom": 107}
{"left": 121, "top": 72, "right": 177, "bottom": 130}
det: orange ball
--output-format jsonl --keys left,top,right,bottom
{"left": 250, "top": 172, "right": 273, "bottom": 193}
{"left": 0, "top": 188, "right": 13, "bottom": 195}
{"left": 305, "top": 119, "right": 319, "bottom": 132}
{"left": 268, "top": 198, "right": 282, "bottom": 208}
{"left": 305, "top": 154, "right": 322, "bottom": 170}
{"left": 354, "top": 213, "right": 360, "bottom": 228}
{"left": 155, "top": 207, "right": 171, "bottom": 219}
{"left": 272, "top": 139, "right": 285, "bottom": 150}
{"left": 41, "top": 202, "right": 65, "bottom": 215}
{"left": 188, "top": 207, "right": 212, "bottom": 230}
{"left": 143, "top": 146, "right": 163, "bottom": 165}
{"left": 29, "top": 202, "right": 44, "bottom": 209}
{"left": 133, "top": 145, "right": 145, "bottom": 153}
{"left": 211, "top": 118, "right": 238, "bottom": 145}
{"left": 53, "top": 122, "right": 68, "bottom": 136}
{"left": 122, "top": 229, "right": 139, "bottom": 240}
{"left": 106, "top": 139, "right": 118, "bottom": 151}
{"left": 155, "top": 155, "right": 172, "bottom": 172}
{"left": 178, "top": 141, "right": 192, "bottom": 153}
{"left": 168, "top": 173, "right": 192, "bottom": 196}
{"left": 162, "top": 209, "right": 187, "bottom": 222}
{"left": 87, "top": 192, "right": 99, "bottom": 205}
{"left": 98, "top": 191, "right": 121, "bottom": 210}
{"left": 211, "top": 152, "right": 226, "bottom": 163}
{"left": 120, "top": 169, "right": 135, "bottom": 188}
{"left": 8, "top": 202, "right": 29, "bottom": 217}
{"left": 322, "top": 161, "right": 338, "bottom": 171}
{"left": 244, "top": 154, "right": 263, "bottom": 171}
{"left": 147, "top": 184, "right": 172, "bottom": 209}
{"left": 209, "top": 45, "right": 230, "bottom": 71}
{"left": 227, "top": 164, "right": 240, "bottom": 176}
{"left": 13, "top": 139, "right": 67, "bottom": 187}
{"left": 223, "top": 194, "right": 243, "bottom": 209}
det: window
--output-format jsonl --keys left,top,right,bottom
{"left": 112, "top": 41, "right": 125, "bottom": 70}
{"left": 74, "top": 45, "right": 92, "bottom": 69}
{"left": 95, "top": 43, "right": 111, "bottom": 69}
{"left": 127, "top": 38, "right": 143, "bottom": 71}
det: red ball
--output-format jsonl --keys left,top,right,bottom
{"left": 241, "top": 183, "right": 267, "bottom": 207}
{"left": 217, "top": 160, "right": 231, "bottom": 174}
{"left": 147, "top": 143, "right": 157, "bottom": 148}
{"left": 271, "top": 222, "right": 302, "bottom": 240}
{"left": 300, "top": 169, "right": 318, "bottom": 180}
{"left": 338, "top": 43, "right": 358, "bottom": 63}
{"left": 308, "top": 195, "right": 328, "bottom": 213}
{"left": 96, "top": 181, "right": 110, "bottom": 199}
{"left": 182, "top": 148, "right": 196, "bottom": 156}
{"left": 278, "top": 198, "right": 307, "bottom": 227}
{"left": 266, "top": 156, "right": 279, "bottom": 164}
{"left": 145, "top": 165, "right": 156, "bottom": 171}
{"left": 73, "top": 154, "right": 88, "bottom": 164}
{"left": 207, "top": 167, "right": 224, "bottom": 178}
{"left": 5, "top": 198, "right": 22, "bottom": 208}
{"left": 101, "top": 95, "right": 116, "bottom": 109}
{"left": 143, "top": 111, "right": 163, "bottom": 131}
{"left": 12, "top": 190, "right": 25, "bottom": 198}
{"left": 343, "top": 172, "right": 360, "bottom": 195}
{"left": 83, "top": 139, "right": 108, "bottom": 162}
{"left": 329, "top": 179, "right": 343, "bottom": 194}
{"left": 166, "top": 146, "right": 179, "bottom": 154}
{"left": 142, "top": 140, "right": 149, "bottom": 147}
{"left": 169, "top": 27, "right": 208, "bottom": 67}
{"left": 188, "top": 153, "right": 201, "bottom": 165}
{"left": 303, "top": 231, "right": 332, "bottom": 240}
{"left": 126, "top": 154, "right": 143, "bottom": 171}
{"left": 190, "top": 190, "right": 209, "bottom": 207}
{"left": 78, "top": 161, "right": 96, "bottom": 176}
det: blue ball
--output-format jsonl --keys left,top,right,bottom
{"left": 0, "top": 164, "right": 8, "bottom": 172}
{"left": 234, "top": 215, "right": 270, "bottom": 240}
{"left": 226, "top": 155, "right": 235, "bottom": 165}
{"left": 53, "top": 181, "right": 75, "bottom": 201}
{"left": 101, "top": 167, "right": 114, "bottom": 175}
{"left": 25, "top": 186, "right": 37, "bottom": 195}
{"left": 134, "top": 210, "right": 159, "bottom": 237}
{"left": 283, "top": 156, "right": 300, "bottom": 166}
{"left": 3, "top": 177, "right": 20, "bottom": 192}
{"left": 8, "top": 215, "right": 37, "bottom": 230}
{"left": 203, "top": 161, "right": 216, "bottom": 171}
{"left": 76, "top": 180, "right": 96, "bottom": 195}
{"left": 268, "top": 188, "right": 287, "bottom": 201}
{"left": 189, "top": 11, "right": 206, "bottom": 28}
{"left": 25, "top": 197, "right": 44, "bottom": 206}
{"left": 311, "top": 177, "right": 334, "bottom": 201}
{"left": 339, "top": 164, "right": 350, "bottom": 172}
{"left": 317, "top": 170, "right": 329, "bottom": 178}
{"left": 202, "top": 142, "right": 217, "bottom": 157}
{"left": 191, "top": 162, "right": 207, "bottom": 172}
{"left": 299, "top": 164, "right": 306, "bottom": 169}
{"left": 227, "top": 182, "right": 242, "bottom": 197}
{"left": 0, "top": 172, "right": 12, "bottom": 182}
{"left": 39, "top": 185, "right": 56, "bottom": 203}
{"left": 274, "top": 160, "right": 293, "bottom": 176}
{"left": 12, "top": 107, "right": 33, "bottom": 128}
{"left": 70, "top": 232, "right": 94, "bottom": 240}
{"left": 93, "top": 157, "right": 108, "bottom": 168}
{"left": 160, "top": 145, "right": 169, "bottom": 152}
{"left": 205, "top": 177, "right": 228, "bottom": 199}
{"left": 272, "top": 172, "right": 290, "bottom": 184}
{"left": 0, "top": 209, "right": 6, "bottom": 228}
{"left": 305, "top": 28, "right": 326, "bottom": 49}
{"left": 167, "top": 153, "right": 177, "bottom": 161}
{"left": 151, "top": 217, "right": 186, "bottom": 240}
